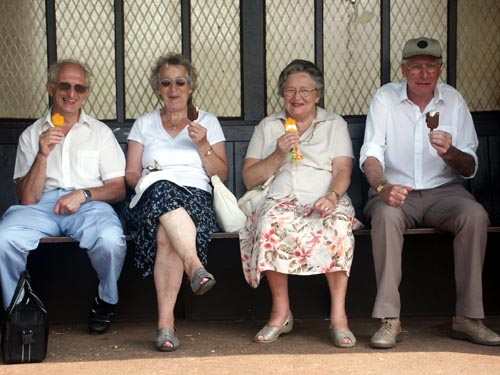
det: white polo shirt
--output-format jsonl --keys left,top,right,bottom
{"left": 14, "top": 111, "right": 126, "bottom": 191}
{"left": 360, "top": 81, "right": 478, "bottom": 190}
{"left": 246, "top": 108, "right": 354, "bottom": 204}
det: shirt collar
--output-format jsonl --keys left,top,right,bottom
{"left": 398, "top": 81, "right": 409, "bottom": 103}
{"left": 399, "top": 80, "right": 445, "bottom": 105}
{"left": 434, "top": 84, "right": 444, "bottom": 103}
{"left": 272, "top": 107, "right": 335, "bottom": 124}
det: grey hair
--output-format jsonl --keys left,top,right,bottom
{"left": 278, "top": 59, "right": 324, "bottom": 99}
{"left": 47, "top": 59, "right": 92, "bottom": 87}
{"left": 149, "top": 53, "right": 197, "bottom": 94}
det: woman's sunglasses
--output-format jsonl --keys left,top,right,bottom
{"left": 159, "top": 77, "right": 191, "bottom": 88}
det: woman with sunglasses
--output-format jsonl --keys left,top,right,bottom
{"left": 240, "top": 59, "right": 359, "bottom": 347}
{"left": 124, "top": 53, "right": 228, "bottom": 351}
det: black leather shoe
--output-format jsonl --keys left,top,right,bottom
{"left": 88, "top": 296, "right": 116, "bottom": 334}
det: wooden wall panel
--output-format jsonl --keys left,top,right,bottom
{"left": 488, "top": 136, "right": 500, "bottom": 224}
{"left": 0, "top": 145, "right": 18, "bottom": 213}
{"left": 233, "top": 141, "right": 249, "bottom": 198}
{"left": 470, "top": 135, "right": 491, "bottom": 213}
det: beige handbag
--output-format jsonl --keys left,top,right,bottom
{"left": 211, "top": 175, "right": 246, "bottom": 232}
{"left": 237, "top": 175, "right": 275, "bottom": 216}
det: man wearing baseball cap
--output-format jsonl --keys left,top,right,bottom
{"left": 360, "top": 37, "right": 500, "bottom": 348}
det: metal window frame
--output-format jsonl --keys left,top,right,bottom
{"left": 0, "top": 0, "right": 498, "bottom": 130}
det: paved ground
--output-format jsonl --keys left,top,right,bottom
{"left": 2, "top": 317, "right": 500, "bottom": 374}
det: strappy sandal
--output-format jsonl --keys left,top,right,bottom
{"left": 156, "top": 328, "right": 180, "bottom": 352}
{"left": 190, "top": 267, "right": 216, "bottom": 295}
{"left": 254, "top": 313, "right": 294, "bottom": 343}
{"left": 329, "top": 327, "right": 356, "bottom": 348}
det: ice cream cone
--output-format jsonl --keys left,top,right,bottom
{"left": 51, "top": 113, "right": 65, "bottom": 127}
{"left": 285, "top": 117, "right": 303, "bottom": 161}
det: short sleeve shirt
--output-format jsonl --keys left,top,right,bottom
{"left": 246, "top": 107, "right": 353, "bottom": 204}
{"left": 128, "top": 109, "right": 225, "bottom": 192}
{"left": 14, "top": 111, "right": 126, "bottom": 191}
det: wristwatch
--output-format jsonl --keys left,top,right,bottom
{"left": 205, "top": 146, "right": 213, "bottom": 157}
{"left": 330, "top": 190, "right": 341, "bottom": 201}
{"left": 375, "top": 183, "right": 386, "bottom": 194}
{"left": 81, "top": 189, "right": 92, "bottom": 203}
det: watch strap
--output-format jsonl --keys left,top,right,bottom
{"left": 82, "top": 189, "right": 92, "bottom": 202}
{"left": 375, "top": 183, "right": 386, "bottom": 194}
{"left": 204, "top": 146, "right": 213, "bottom": 157}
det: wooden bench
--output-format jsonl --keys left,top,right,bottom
{"left": 36, "top": 226, "right": 500, "bottom": 244}
{"left": 2, "top": 115, "right": 500, "bottom": 321}
{"left": 29, "top": 224, "right": 499, "bottom": 323}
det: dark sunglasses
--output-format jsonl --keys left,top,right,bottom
{"left": 159, "top": 77, "right": 191, "bottom": 88}
{"left": 56, "top": 81, "right": 89, "bottom": 93}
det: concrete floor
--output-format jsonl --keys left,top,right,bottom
{"left": 2, "top": 317, "right": 500, "bottom": 375}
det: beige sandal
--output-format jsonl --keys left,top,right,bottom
{"left": 254, "top": 313, "right": 294, "bottom": 343}
{"left": 329, "top": 327, "right": 356, "bottom": 348}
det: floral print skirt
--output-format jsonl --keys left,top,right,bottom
{"left": 124, "top": 180, "right": 217, "bottom": 278}
{"left": 239, "top": 194, "right": 357, "bottom": 288}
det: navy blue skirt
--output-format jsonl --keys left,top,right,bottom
{"left": 124, "top": 180, "right": 217, "bottom": 278}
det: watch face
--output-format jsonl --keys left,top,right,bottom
{"left": 83, "top": 189, "right": 91, "bottom": 201}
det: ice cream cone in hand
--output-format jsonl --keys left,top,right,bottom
{"left": 426, "top": 111, "right": 439, "bottom": 132}
{"left": 285, "top": 117, "right": 303, "bottom": 161}
{"left": 51, "top": 113, "right": 65, "bottom": 127}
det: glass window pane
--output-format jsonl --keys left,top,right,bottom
{"left": 191, "top": 0, "right": 241, "bottom": 117}
{"left": 457, "top": 0, "right": 500, "bottom": 111}
{"left": 56, "top": 0, "right": 116, "bottom": 119}
{"left": 0, "top": 0, "right": 47, "bottom": 118}
{"left": 324, "top": 0, "right": 380, "bottom": 115}
{"left": 124, "top": 0, "right": 182, "bottom": 119}
{"left": 266, "top": 0, "right": 315, "bottom": 115}
{"left": 390, "top": 0, "right": 447, "bottom": 82}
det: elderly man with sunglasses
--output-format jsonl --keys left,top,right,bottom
{"left": 0, "top": 59, "right": 127, "bottom": 334}
{"left": 360, "top": 37, "right": 500, "bottom": 348}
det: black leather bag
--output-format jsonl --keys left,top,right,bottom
{"left": 1, "top": 271, "right": 48, "bottom": 364}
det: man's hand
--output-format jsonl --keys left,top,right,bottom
{"left": 429, "top": 130, "right": 452, "bottom": 157}
{"left": 378, "top": 184, "right": 412, "bottom": 207}
{"left": 54, "top": 190, "right": 86, "bottom": 215}
{"left": 39, "top": 128, "right": 64, "bottom": 157}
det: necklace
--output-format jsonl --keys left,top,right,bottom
{"left": 161, "top": 109, "right": 186, "bottom": 131}
{"left": 161, "top": 113, "right": 177, "bottom": 130}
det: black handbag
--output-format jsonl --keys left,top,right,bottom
{"left": 1, "top": 271, "right": 49, "bottom": 364}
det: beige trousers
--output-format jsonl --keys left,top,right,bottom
{"left": 364, "top": 183, "right": 489, "bottom": 319}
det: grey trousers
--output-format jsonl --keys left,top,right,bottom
{"left": 364, "top": 183, "right": 489, "bottom": 319}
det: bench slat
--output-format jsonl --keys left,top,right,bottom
{"left": 38, "top": 226, "right": 500, "bottom": 244}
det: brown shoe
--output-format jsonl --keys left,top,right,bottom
{"left": 370, "top": 318, "right": 402, "bottom": 349}
{"left": 451, "top": 316, "right": 500, "bottom": 346}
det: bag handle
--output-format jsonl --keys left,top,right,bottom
{"left": 6, "top": 271, "right": 29, "bottom": 314}
{"left": 6, "top": 271, "right": 47, "bottom": 315}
